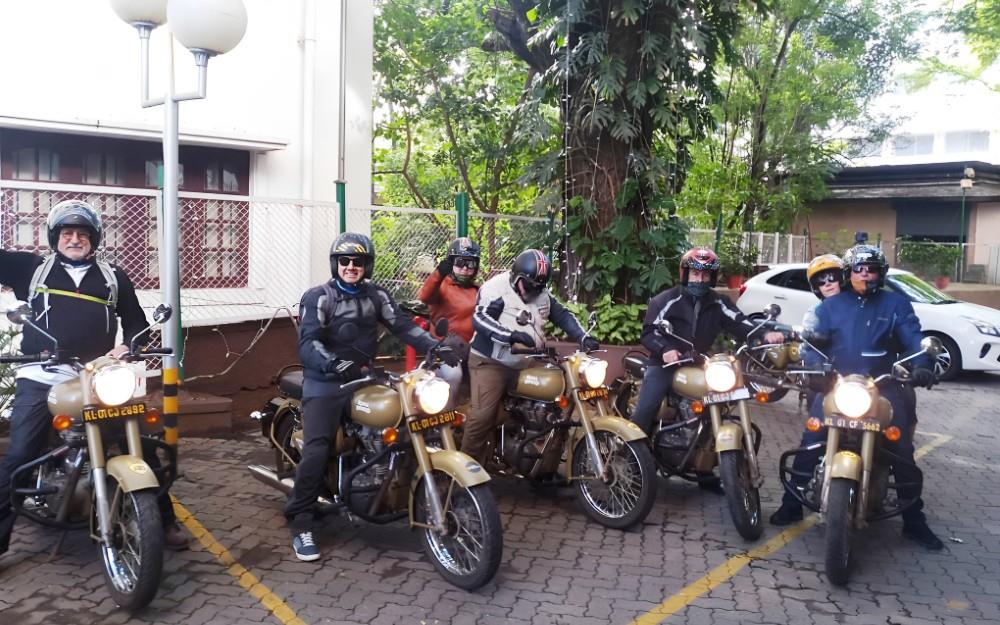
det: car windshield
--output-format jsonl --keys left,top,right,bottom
{"left": 886, "top": 274, "right": 958, "bottom": 304}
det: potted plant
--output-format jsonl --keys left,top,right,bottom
{"left": 719, "top": 234, "right": 759, "bottom": 288}
{"left": 897, "top": 238, "right": 962, "bottom": 289}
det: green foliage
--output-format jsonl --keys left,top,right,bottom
{"left": 911, "top": 0, "right": 1000, "bottom": 92}
{"left": 550, "top": 294, "right": 646, "bottom": 346}
{"left": 718, "top": 233, "right": 760, "bottom": 278}
{"left": 897, "top": 238, "right": 962, "bottom": 277}
{"left": 0, "top": 326, "right": 20, "bottom": 419}
{"left": 810, "top": 228, "right": 857, "bottom": 256}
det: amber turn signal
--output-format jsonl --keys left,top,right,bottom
{"left": 382, "top": 427, "right": 399, "bottom": 445}
{"left": 52, "top": 414, "right": 73, "bottom": 431}
{"left": 557, "top": 395, "right": 570, "bottom": 409}
{"left": 884, "top": 426, "right": 901, "bottom": 442}
{"left": 805, "top": 417, "right": 822, "bottom": 432}
{"left": 755, "top": 391, "right": 769, "bottom": 403}
{"left": 145, "top": 409, "right": 161, "bottom": 426}
{"left": 691, "top": 401, "right": 705, "bottom": 414}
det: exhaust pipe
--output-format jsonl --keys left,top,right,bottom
{"left": 247, "top": 464, "right": 334, "bottom": 505}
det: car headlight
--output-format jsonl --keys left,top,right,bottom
{"left": 832, "top": 380, "right": 873, "bottom": 418}
{"left": 705, "top": 361, "right": 737, "bottom": 392}
{"left": 93, "top": 364, "right": 138, "bottom": 406}
{"left": 415, "top": 376, "right": 450, "bottom": 415}
{"left": 578, "top": 358, "right": 608, "bottom": 389}
{"left": 965, "top": 317, "right": 1000, "bottom": 337}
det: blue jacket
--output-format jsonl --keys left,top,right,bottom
{"left": 803, "top": 289, "right": 930, "bottom": 375}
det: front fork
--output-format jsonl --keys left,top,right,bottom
{"left": 409, "top": 427, "right": 448, "bottom": 533}
{"left": 575, "top": 394, "right": 609, "bottom": 480}
{"left": 87, "top": 416, "right": 146, "bottom": 544}
{"left": 708, "top": 402, "right": 762, "bottom": 487}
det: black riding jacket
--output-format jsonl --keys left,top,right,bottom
{"left": 640, "top": 286, "right": 756, "bottom": 361}
{"left": 0, "top": 250, "right": 148, "bottom": 361}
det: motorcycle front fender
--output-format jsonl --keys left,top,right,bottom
{"left": 715, "top": 422, "right": 744, "bottom": 452}
{"left": 829, "top": 450, "right": 862, "bottom": 482}
{"left": 105, "top": 456, "right": 160, "bottom": 493}
{"left": 409, "top": 450, "right": 490, "bottom": 523}
{"left": 573, "top": 415, "right": 647, "bottom": 445}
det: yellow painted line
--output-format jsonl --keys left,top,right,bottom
{"left": 628, "top": 434, "right": 952, "bottom": 625}
{"left": 171, "top": 496, "right": 308, "bottom": 625}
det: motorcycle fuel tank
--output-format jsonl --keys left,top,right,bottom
{"left": 512, "top": 365, "right": 565, "bottom": 401}
{"left": 351, "top": 385, "right": 402, "bottom": 429}
{"left": 764, "top": 342, "right": 802, "bottom": 369}
{"left": 671, "top": 365, "right": 709, "bottom": 400}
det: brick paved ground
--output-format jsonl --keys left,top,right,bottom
{"left": 1, "top": 373, "right": 998, "bottom": 625}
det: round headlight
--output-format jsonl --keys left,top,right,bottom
{"left": 705, "top": 361, "right": 737, "bottom": 392}
{"left": 579, "top": 358, "right": 608, "bottom": 389}
{"left": 93, "top": 365, "right": 138, "bottom": 407}
{"left": 415, "top": 376, "right": 450, "bottom": 415}
{"left": 833, "top": 381, "right": 872, "bottom": 418}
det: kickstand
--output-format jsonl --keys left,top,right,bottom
{"left": 47, "top": 531, "right": 68, "bottom": 562}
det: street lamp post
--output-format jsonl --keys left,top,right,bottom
{"left": 111, "top": 0, "right": 247, "bottom": 450}
{"left": 959, "top": 167, "right": 975, "bottom": 282}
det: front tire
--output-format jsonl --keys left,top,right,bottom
{"left": 718, "top": 449, "right": 763, "bottom": 540}
{"left": 413, "top": 470, "right": 502, "bottom": 590}
{"left": 571, "top": 432, "right": 656, "bottom": 530}
{"left": 98, "top": 479, "right": 164, "bottom": 612}
{"left": 825, "top": 477, "right": 856, "bottom": 586}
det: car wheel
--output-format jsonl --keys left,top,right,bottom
{"left": 926, "top": 333, "right": 961, "bottom": 381}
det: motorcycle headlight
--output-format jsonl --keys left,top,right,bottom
{"left": 415, "top": 376, "right": 450, "bottom": 415}
{"left": 833, "top": 380, "right": 873, "bottom": 418}
{"left": 578, "top": 358, "right": 608, "bottom": 389}
{"left": 705, "top": 361, "right": 737, "bottom": 392}
{"left": 93, "top": 364, "right": 138, "bottom": 407}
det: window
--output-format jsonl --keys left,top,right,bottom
{"left": 848, "top": 137, "right": 882, "bottom": 158}
{"left": 12, "top": 148, "right": 60, "bottom": 181}
{"left": 145, "top": 160, "right": 183, "bottom": 188}
{"left": 85, "top": 154, "right": 126, "bottom": 186}
{"left": 892, "top": 134, "right": 934, "bottom": 156}
{"left": 767, "top": 269, "right": 810, "bottom": 291}
{"left": 944, "top": 131, "right": 989, "bottom": 153}
{"left": 205, "top": 161, "right": 241, "bottom": 193}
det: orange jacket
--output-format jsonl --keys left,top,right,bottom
{"left": 418, "top": 271, "right": 478, "bottom": 341}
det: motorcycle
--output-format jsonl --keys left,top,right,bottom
{"left": 1, "top": 302, "right": 175, "bottom": 611}
{"left": 482, "top": 313, "right": 656, "bottom": 530}
{"left": 778, "top": 336, "right": 942, "bottom": 586}
{"left": 610, "top": 320, "right": 767, "bottom": 540}
{"left": 248, "top": 321, "right": 502, "bottom": 590}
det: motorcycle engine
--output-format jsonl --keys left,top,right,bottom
{"left": 652, "top": 400, "right": 702, "bottom": 469}
{"left": 501, "top": 398, "right": 565, "bottom": 475}
{"left": 345, "top": 422, "right": 389, "bottom": 491}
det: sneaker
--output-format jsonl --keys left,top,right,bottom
{"left": 769, "top": 501, "right": 804, "bottom": 526}
{"left": 164, "top": 523, "right": 190, "bottom": 551}
{"left": 902, "top": 521, "right": 944, "bottom": 551}
{"left": 292, "top": 531, "right": 320, "bottom": 562}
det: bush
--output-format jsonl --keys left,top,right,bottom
{"left": 550, "top": 294, "right": 646, "bottom": 345}
{"left": 718, "top": 233, "right": 759, "bottom": 277}
{"left": 0, "top": 326, "right": 19, "bottom": 419}
{"left": 897, "top": 238, "right": 961, "bottom": 277}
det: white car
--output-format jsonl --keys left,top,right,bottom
{"left": 736, "top": 263, "right": 1000, "bottom": 380}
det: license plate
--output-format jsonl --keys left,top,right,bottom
{"left": 408, "top": 410, "right": 458, "bottom": 433}
{"left": 577, "top": 387, "right": 609, "bottom": 401}
{"left": 823, "top": 416, "right": 881, "bottom": 432}
{"left": 82, "top": 402, "right": 147, "bottom": 423}
{"left": 704, "top": 387, "right": 750, "bottom": 404}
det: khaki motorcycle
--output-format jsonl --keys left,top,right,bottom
{"left": 2, "top": 302, "right": 175, "bottom": 612}
{"left": 483, "top": 316, "right": 656, "bottom": 530}
{"left": 778, "top": 337, "right": 941, "bottom": 585}
{"left": 248, "top": 322, "right": 502, "bottom": 590}
{"left": 611, "top": 321, "right": 766, "bottom": 540}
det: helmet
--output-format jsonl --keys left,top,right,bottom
{"left": 679, "top": 247, "right": 720, "bottom": 286}
{"left": 510, "top": 249, "right": 551, "bottom": 300}
{"left": 329, "top": 232, "right": 375, "bottom": 279}
{"left": 47, "top": 199, "right": 102, "bottom": 250}
{"left": 447, "top": 237, "right": 480, "bottom": 260}
{"left": 806, "top": 254, "right": 845, "bottom": 299}
{"left": 843, "top": 244, "right": 888, "bottom": 295}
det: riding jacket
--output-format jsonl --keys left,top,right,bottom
{"left": 641, "top": 286, "right": 756, "bottom": 361}
{"left": 418, "top": 271, "right": 477, "bottom": 342}
{"left": 470, "top": 271, "right": 585, "bottom": 368}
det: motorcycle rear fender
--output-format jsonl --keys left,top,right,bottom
{"left": 829, "top": 450, "right": 862, "bottom": 481}
{"left": 409, "top": 450, "right": 491, "bottom": 523}
{"left": 715, "top": 422, "right": 744, "bottom": 452}
{"left": 572, "top": 416, "right": 647, "bottom": 445}
{"left": 105, "top": 456, "right": 160, "bottom": 493}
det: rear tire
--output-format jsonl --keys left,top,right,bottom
{"left": 571, "top": 433, "right": 656, "bottom": 530}
{"left": 825, "top": 478, "right": 855, "bottom": 586}
{"left": 718, "top": 449, "right": 763, "bottom": 540}
{"left": 99, "top": 479, "right": 164, "bottom": 612}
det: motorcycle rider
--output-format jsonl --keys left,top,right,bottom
{"left": 769, "top": 244, "right": 943, "bottom": 551}
{"left": 418, "top": 237, "right": 480, "bottom": 404}
{"left": 287, "top": 232, "right": 459, "bottom": 561}
{"left": 460, "top": 249, "right": 598, "bottom": 463}
{"left": 629, "top": 247, "right": 786, "bottom": 446}
{"left": 0, "top": 199, "right": 188, "bottom": 555}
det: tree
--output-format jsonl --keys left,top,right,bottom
{"left": 676, "top": 0, "right": 921, "bottom": 232}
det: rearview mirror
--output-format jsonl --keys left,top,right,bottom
{"left": 5, "top": 302, "right": 32, "bottom": 325}
{"left": 153, "top": 304, "right": 172, "bottom": 324}
{"left": 516, "top": 310, "right": 533, "bottom": 326}
{"left": 920, "top": 336, "right": 942, "bottom": 358}
{"left": 764, "top": 304, "right": 781, "bottom": 319}
{"left": 657, "top": 320, "right": 674, "bottom": 335}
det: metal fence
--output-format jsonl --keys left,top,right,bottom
{"left": 689, "top": 228, "right": 810, "bottom": 266}
{"left": 884, "top": 239, "right": 1000, "bottom": 285}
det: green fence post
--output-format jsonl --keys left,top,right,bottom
{"left": 336, "top": 180, "right": 347, "bottom": 234}
{"left": 455, "top": 192, "right": 469, "bottom": 237}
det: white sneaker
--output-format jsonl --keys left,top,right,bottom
{"left": 292, "top": 531, "right": 320, "bottom": 562}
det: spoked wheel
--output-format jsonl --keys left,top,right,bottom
{"left": 738, "top": 354, "right": 789, "bottom": 403}
{"left": 98, "top": 477, "right": 164, "bottom": 612}
{"left": 825, "top": 477, "right": 856, "bottom": 586}
{"left": 718, "top": 449, "right": 763, "bottom": 540}
{"left": 571, "top": 431, "right": 656, "bottom": 529}
{"left": 413, "top": 470, "right": 502, "bottom": 590}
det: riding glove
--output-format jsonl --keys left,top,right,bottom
{"left": 323, "top": 358, "right": 358, "bottom": 381}
{"left": 436, "top": 256, "right": 454, "bottom": 278}
{"left": 581, "top": 336, "right": 600, "bottom": 352}
{"left": 911, "top": 367, "right": 936, "bottom": 389}
{"left": 508, "top": 331, "right": 536, "bottom": 348}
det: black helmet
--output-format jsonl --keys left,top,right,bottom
{"left": 329, "top": 232, "right": 375, "bottom": 279}
{"left": 510, "top": 249, "right": 551, "bottom": 300}
{"left": 447, "top": 237, "right": 480, "bottom": 260}
{"left": 843, "top": 244, "right": 888, "bottom": 295}
{"left": 47, "top": 199, "right": 102, "bottom": 249}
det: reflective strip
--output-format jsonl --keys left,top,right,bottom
{"left": 34, "top": 286, "right": 112, "bottom": 307}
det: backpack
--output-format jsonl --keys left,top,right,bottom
{"left": 28, "top": 254, "right": 119, "bottom": 312}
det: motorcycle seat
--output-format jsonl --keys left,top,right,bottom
{"left": 279, "top": 370, "right": 304, "bottom": 399}
{"left": 624, "top": 355, "right": 647, "bottom": 378}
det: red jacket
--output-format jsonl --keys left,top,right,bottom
{"left": 418, "top": 271, "right": 478, "bottom": 342}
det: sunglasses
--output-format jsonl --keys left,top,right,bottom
{"left": 337, "top": 256, "right": 365, "bottom": 268}
{"left": 814, "top": 273, "right": 840, "bottom": 285}
{"left": 852, "top": 265, "right": 878, "bottom": 275}
{"left": 454, "top": 257, "right": 478, "bottom": 269}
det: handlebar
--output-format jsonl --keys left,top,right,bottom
{"left": 0, "top": 354, "right": 46, "bottom": 364}
{"left": 136, "top": 348, "right": 174, "bottom": 357}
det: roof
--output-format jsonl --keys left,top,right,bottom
{"left": 825, "top": 161, "right": 1000, "bottom": 202}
